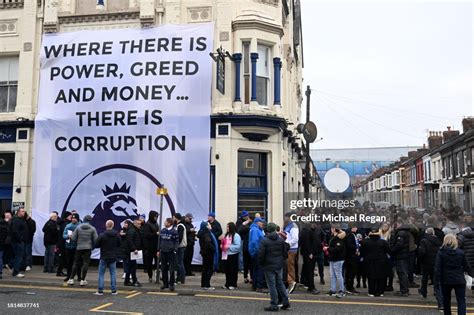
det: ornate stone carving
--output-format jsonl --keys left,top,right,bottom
{"left": 0, "top": 19, "right": 18, "bottom": 36}
{"left": 187, "top": 6, "right": 211, "bottom": 23}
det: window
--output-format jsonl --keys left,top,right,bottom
{"left": 256, "top": 44, "right": 270, "bottom": 106}
{"left": 0, "top": 56, "right": 18, "bottom": 112}
{"left": 242, "top": 42, "right": 250, "bottom": 104}
{"left": 238, "top": 151, "right": 267, "bottom": 218}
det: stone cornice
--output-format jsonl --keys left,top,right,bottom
{"left": 58, "top": 11, "right": 140, "bottom": 24}
{"left": 232, "top": 18, "right": 283, "bottom": 37}
{"left": 0, "top": 0, "right": 24, "bottom": 9}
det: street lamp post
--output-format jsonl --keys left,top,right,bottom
{"left": 155, "top": 186, "right": 168, "bottom": 284}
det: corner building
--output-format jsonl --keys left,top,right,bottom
{"left": 1, "top": 0, "right": 307, "bottom": 227}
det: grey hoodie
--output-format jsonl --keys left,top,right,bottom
{"left": 72, "top": 222, "right": 98, "bottom": 250}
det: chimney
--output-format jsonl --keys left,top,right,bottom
{"left": 462, "top": 117, "right": 474, "bottom": 133}
{"left": 443, "top": 126, "right": 460, "bottom": 143}
{"left": 427, "top": 131, "right": 443, "bottom": 149}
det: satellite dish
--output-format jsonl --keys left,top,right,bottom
{"left": 303, "top": 121, "right": 317, "bottom": 143}
{"left": 324, "top": 167, "right": 350, "bottom": 193}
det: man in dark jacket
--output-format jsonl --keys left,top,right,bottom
{"left": 259, "top": 223, "right": 290, "bottom": 312}
{"left": 23, "top": 212, "right": 36, "bottom": 271}
{"left": 0, "top": 213, "right": 9, "bottom": 279}
{"left": 56, "top": 211, "right": 72, "bottom": 276}
{"left": 236, "top": 211, "right": 252, "bottom": 283}
{"left": 42, "top": 212, "right": 59, "bottom": 273}
{"left": 142, "top": 210, "right": 159, "bottom": 283}
{"left": 158, "top": 218, "right": 179, "bottom": 291}
{"left": 390, "top": 221, "right": 411, "bottom": 296}
{"left": 183, "top": 213, "right": 196, "bottom": 276}
{"left": 299, "top": 222, "right": 321, "bottom": 294}
{"left": 10, "top": 208, "right": 28, "bottom": 277}
{"left": 418, "top": 227, "right": 442, "bottom": 306}
{"left": 345, "top": 223, "right": 360, "bottom": 294}
{"left": 94, "top": 220, "right": 121, "bottom": 295}
{"left": 124, "top": 219, "right": 142, "bottom": 287}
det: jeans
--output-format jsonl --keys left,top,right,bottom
{"left": 201, "top": 253, "right": 214, "bottom": 288}
{"left": 441, "top": 284, "right": 466, "bottom": 315}
{"left": 238, "top": 243, "right": 244, "bottom": 272}
{"left": 124, "top": 257, "right": 137, "bottom": 284}
{"left": 394, "top": 259, "right": 409, "bottom": 294}
{"left": 161, "top": 251, "right": 176, "bottom": 288}
{"left": 301, "top": 254, "right": 316, "bottom": 290}
{"left": 23, "top": 242, "right": 33, "bottom": 269}
{"left": 316, "top": 252, "right": 325, "bottom": 281}
{"left": 98, "top": 259, "right": 117, "bottom": 293}
{"left": 184, "top": 244, "right": 194, "bottom": 275}
{"left": 44, "top": 245, "right": 55, "bottom": 272}
{"left": 421, "top": 267, "right": 442, "bottom": 305}
{"left": 330, "top": 260, "right": 345, "bottom": 292}
{"left": 71, "top": 249, "right": 91, "bottom": 281}
{"left": 176, "top": 247, "right": 186, "bottom": 283}
{"left": 408, "top": 251, "right": 416, "bottom": 282}
{"left": 264, "top": 269, "right": 289, "bottom": 308}
{"left": 251, "top": 255, "right": 264, "bottom": 289}
{"left": 12, "top": 242, "right": 24, "bottom": 276}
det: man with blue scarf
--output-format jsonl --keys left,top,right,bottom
{"left": 198, "top": 221, "right": 218, "bottom": 290}
{"left": 249, "top": 217, "right": 265, "bottom": 292}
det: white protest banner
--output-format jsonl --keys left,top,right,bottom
{"left": 32, "top": 23, "right": 213, "bottom": 261}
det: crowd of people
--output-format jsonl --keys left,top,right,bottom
{"left": 0, "top": 206, "right": 474, "bottom": 313}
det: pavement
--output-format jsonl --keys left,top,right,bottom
{"left": 0, "top": 265, "right": 472, "bottom": 314}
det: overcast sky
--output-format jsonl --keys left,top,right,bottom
{"left": 301, "top": 0, "right": 472, "bottom": 149}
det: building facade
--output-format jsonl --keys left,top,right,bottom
{"left": 356, "top": 119, "right": 474, "bottom": 213}
{"left": 0, "top": 0, "right": 309, "bottom": 227}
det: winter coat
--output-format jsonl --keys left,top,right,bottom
{"left": 210, "top": 220, "right": 223, "bottom": 240}
{"left": 25, "top": 217, "right": 36, "bottom": 243}
{"left": 236, "top": 218, "right": 251, "bottom": 251}
{"left": 10, "top": 216, "right": 28, "bottom": 244}
{"left": 248, "top": 223, "right": 265, "bottom": 257}
{"left": 124, "top": 225, "right": 143, "bottom": 253}
{"left": 259, "top": 232, "right": 288, "bottom": 271}
{"left": 56, "top": 218, "right": 70, "bottom": 249}
{"left": 0, "top": 219, "right": 8, "bottom": 250}
{"left": 95, "top": 229, "right": 121, "bottom": 261}
{"left": 158, "top": 227, "right": 179, "bottom": 253}
{"left": 198, "top": 229, "right": 215, "bottom": 257}
{"left": 434, "top": 247, "right": 472, "bottom": 286}
{"left": 390, "top": 227, "right": 410, "bottom": 260}
{"left": 345, "top": 232, "right": 359, "bottom": 262}
{"left": 328, "top": 231, "right": 346, "bottom": 262}
{"left": 299, "top": 225, "right": 323, "bottom": 256}
{"left": 42, "top": 219, "right": 60, "bottom": 246}
{"left": 184, "top": 221, "right": 196, "bottom": 246}
{"left": 63, "top": 222, "right": 79, "bottom": 250}
{"left": 360, "top": 234, "right": 390, "bottom": 279}
{"left": 142, "top": 219, "right": 159, "bottom": 251}
{"left": 418, "top": 234, "right": 442, "bottom": 271}
{"left": 458, "top": 228, "right": 474, "bottom": 270}
{"left": 72, "top": 222, "right": 98, "bottom": 250}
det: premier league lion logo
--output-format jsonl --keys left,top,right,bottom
{"left": 90, "top": 182, "right": 140, "bottom": 234}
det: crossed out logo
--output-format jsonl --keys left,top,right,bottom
{"left": 61, "top": 164, "right": 175, "bottom": 234}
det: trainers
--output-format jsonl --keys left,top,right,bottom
{"left": 326, "top": 291, "right": 336, "bottom": 296}
{"left": 394, "top": 291, "right": 409, "bottom": 297}
{"left": 346, "top": 290, "right": 360, "bottom": 295}
{"left": 132, "top": 282, "right": 142, "bottom": 287}
{"left": 335, "top": 291, "right": 345, "bottom": 298}
{"left": 202, "top": 287, "right": 215, "bottom": 291}
{"left": 308, "top": 289, "right": 320, "bottom": 295}
{"left": 67, "top": 279, "right": 74, "bottom": 285}
{"left": 281, "top": 303, "right": 291, "bottom": 310}
{"left": 122, "top": 273, "right": 126, "bottom": 279}
{"left": 80, "top": 280, "right": 87, "bottom": 286}
{"left": 14, "top": 273, "right": 24, "bottom": 278}
{"left": 111, "top": 291, "right": 118, "bottom": 295}
{"left": 94, "top": 291, "right": 103, "bottom": 296}
{"left": 288, "top": 282, "right": 296, "bottom": 294}
{"left": 368, "top": 294, "right": 375, "bottom": 297}
{"left": 25, "top": 266, "right": 31, "bottom": 271}
{"left": 264, "top": 306, "right": 279, "bottom": 312}
{"left": 228, "top": 286, "right": 236, "bottom": 290}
